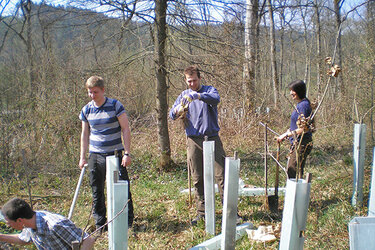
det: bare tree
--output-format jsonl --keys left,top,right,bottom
{"left": 313, "top": 0, "right": 323, "bottom": 92}
{"left": 267, "top": 0, "right": 280, "bottom": 107}
{"left": 333, "top": 0, "right": 344, "bottom": 94}
{"left": 154, "top": 0, "right": 172, "bottom": 170}
{"left": 299, "top": 3, "right": 310, "bottom": 85}
{"left": 0, "top": 0, "right": 12, "bottom": 54}
{"left": 243, "top": 0, "right": 259, "bottom": 113}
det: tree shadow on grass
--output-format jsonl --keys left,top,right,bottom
{"left": 309, "top": 197, "right": 341, "bottom": 213}
{"left": 248, "top": 209, "right": 283, "bottom": 224}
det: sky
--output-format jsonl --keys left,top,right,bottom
{"left": 1, "top": 0, "right": 370, "bottom": 20}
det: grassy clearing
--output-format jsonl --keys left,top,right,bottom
{"left": 0, "top": 121, "right": 372, "bottom": 249}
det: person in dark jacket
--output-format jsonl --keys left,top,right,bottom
{"left": 169, "top": 66, "right": 227, "bottom": 225}
{"left": 277, "top": 80, "right": 313, "bottom": 179}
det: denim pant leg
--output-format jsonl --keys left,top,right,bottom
{"left": 88, "top": 153, "right": 107, "bottom": 227}
{"left": 118, "top": 158, "right": 134, "bottom": 227}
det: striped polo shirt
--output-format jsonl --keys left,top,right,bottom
{"left": 79, "top": 97, "right": 125, "bottom": 153}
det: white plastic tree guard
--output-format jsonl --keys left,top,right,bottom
{"left": 203, "top": 140, "right": 216, "bottom": 235}
{"left": 182, "top": 185, "right": 286, "bottom": 197}
{"left": 368, "top": 147, "right": 375, "bottom": 216}
{"left": 106, "top": 155, "right": 128, "bottom": 250}
{"left": 279, "top": 176, "right": 311, "bottom": 250}
{"left": 349, "top": 217, "right": 375, "bottom": 249}
{"left": 239, "top": 187, "right": 286, "bottom": 196}
{"left": 112, "top": 180, "right": 128, "bottom": 250}
{"left": 221, "top": 156, "right": 240, "bottom": 250}
{"left": 190, "top": 223, "right": 253, "bottom": 250}
{"left": 352, "top": 123, "right": 366, "bottom": 207}
{"left": 190, "top": 156, "right": 253, "bottom": 250}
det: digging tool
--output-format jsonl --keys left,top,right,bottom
{"left": 268, "top": 142, "right": 280, "bottom": 212}
{"left": 68, "top": 163, "right": 87, "bottom": 220}
{"left": 264, "top": 124, "right": 269, "bottom": 210}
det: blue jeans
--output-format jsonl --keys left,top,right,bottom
{"left": 88, "top": 152, "right": 134, "bottom": 227}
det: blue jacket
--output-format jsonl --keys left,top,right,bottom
{"left": 289, "top": 98, "right": 312, "bottom": 143}
{"left": 169, "top": 85, "right": 220, "bottom": 137}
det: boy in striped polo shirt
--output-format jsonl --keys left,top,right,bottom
{"left": 78, "top": 76, "right": 134, "bottom": 230}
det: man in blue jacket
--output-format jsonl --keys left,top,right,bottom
{"left": 169, "top": 66, "right": 226, "bottom": 225}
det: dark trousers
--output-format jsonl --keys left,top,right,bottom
{"left": 287, "top": 136, "right": 313, "bottom": 179}
{"left": 88, "top": 153, "right": 134, "bottom": 227}
{"left": 187, "top": 136, "right": 226, "bottom": 216}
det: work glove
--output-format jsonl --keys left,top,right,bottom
{"left": 174, "top": 103, "right": 185, "bottom": 117}
{"left": 181, "top": 91, "right": 200, "bottom": 106}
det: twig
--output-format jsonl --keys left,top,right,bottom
{"left": 310, "top": 21, "right": 343, "bottom": 122}
{"left": 259, "top": 121, "right": 280, "bottom": 136}
{"left": 0, "top": 193, "right": 62, "bottom": 199}
{"left": 360, "top": 105, "right": 375, "bottom": 124}
{"left": 267, "top": 146, "right": 287, "bottom": 177}
{"left": 85, "top": 199, "right": 129, "bottom": 240}
{"left": 81, "top": 202, "right": 95, "bottom": 244}
{"left": 295, "top": 132, "right": 305, "bottom": 181}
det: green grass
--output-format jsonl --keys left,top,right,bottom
{"left": 0, "top": 124, "right": 372, "bottom": 249}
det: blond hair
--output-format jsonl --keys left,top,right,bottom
{"left": 85, "top": 76, "right": 105, "bottom": 89}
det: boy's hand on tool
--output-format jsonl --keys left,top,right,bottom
{"left": 79, "top": 159, "right": 87, "bottom": 169}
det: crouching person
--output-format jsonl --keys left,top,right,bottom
{"left": 0, "top": 198, "right": 95, "bottom": 250}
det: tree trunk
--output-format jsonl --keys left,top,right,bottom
{"left": 21, "top": 0, "right": 36, "bottom": 100}
{"left": 300, "top": 6, "right": 310, "bottom": 87}
{"left": 243, "top": 0, "right": 259, "bottom": 113}
{"left": 278, "top": 8, "right": 285, "bottom": 90}
{"left": 367, "top": 0, "right": 375, "bottom": 143}
{"left": 333, "top": 0, "right": 344, "bottom": 95}
{"left": 314, "top": 0, "right": 322, "bottom": 93}
{"left": 267, "top": 0, "right": 279, "bottom": 107}
{"left": 154, "top": 0, "right": 172, "bottom": 170}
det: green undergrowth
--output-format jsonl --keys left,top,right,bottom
{"left": 0, "top": 127, "right": 373, "bottom": 249}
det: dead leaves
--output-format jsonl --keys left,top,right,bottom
{"left": 325, "top": 57, "right": 341, "bottom": 77}
{"left": 325, "top": 57, "right": 332, "bottom": 65}
{"left": 327, "top": 65, "right": 341, "bottom": 77}
{"left": 297, "top": 114, "right": 310, "bottom": 133}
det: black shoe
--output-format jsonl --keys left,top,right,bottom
{"left": 191, "top": 215, "right": 204, "bottom": 226}
{"left": 128, "top": 218, "right": 134, "bottom": 228}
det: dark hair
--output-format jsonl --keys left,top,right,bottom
{"left": 288, "top": 80, "right": 306, "bottom": 99}
{"left": 1, "top": 198, "right": 35, "bottom": 221}
{"left": 184, "top": 65, "right": 201, "bottom": 78}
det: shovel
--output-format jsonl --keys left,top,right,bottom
{"left": 68, "top": 163, "right": 87, "bottom": 220}
{"left": 268, "top": 142, "right": 280, "bottom": 213}
{"left": 264, "top": 124, "right": 269, "bottom": 210}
